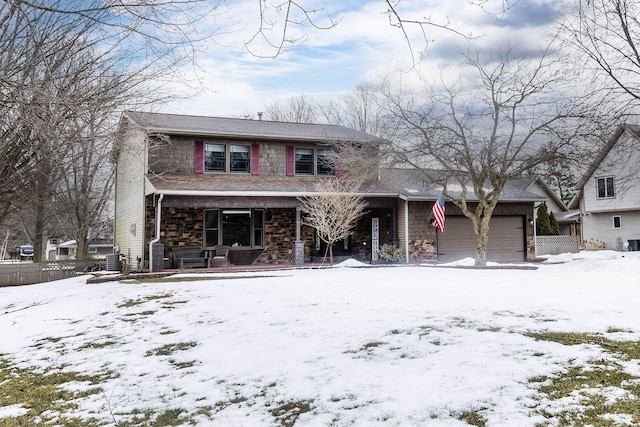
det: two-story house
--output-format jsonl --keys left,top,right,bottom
{"left": 114, "top": 111, "right": 545, "bottom": 271}
{"left": 569, "top": 124, "right": 640, "bottom": 250}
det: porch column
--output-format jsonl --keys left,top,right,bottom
{"left": 293, "top": 207, "right": 304, "bottom": 265}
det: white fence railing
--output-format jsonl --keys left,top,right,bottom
{"left": 535, "top": 235, "right": 580, "bottom": 257}
{"left": 0, "top": 260, "right": 105, "bottom": 286}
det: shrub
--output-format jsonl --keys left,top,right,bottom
{"left": 581, "top": 238, "right": 606, "bottom": 251}
{"left": 379, "top": 244, "right": 404, "bottom": 263}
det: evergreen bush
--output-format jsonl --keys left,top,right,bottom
{"left": 536, "top": 203, "right": 552, "bottom": 235}
{"left": 549, "top": 211, "right": 560, "bottom": 235}
{"left": 379, "top": 244, "right": 404, "bottom": 263}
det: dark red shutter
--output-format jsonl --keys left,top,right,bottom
{"left": 194, "top": 140, "right": 204, "bottom": 174}
{"left": 250, "top": 144, "right": 260, "bottom": 175}
{"left": 286, "top": 146, "right": 295, "bottom": 176}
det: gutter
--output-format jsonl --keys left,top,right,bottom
{"left": 151, "top": 189, "right": 400, "bottom": 198}
{"left": 149, "top": 193, "right": 164, "bottom": 272}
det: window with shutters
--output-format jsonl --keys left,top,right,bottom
{"left": 287, "top": 146, "right": 337, "bottom": 176}
{"left": 198, "top": 142, "right": 259, "bottom": 174}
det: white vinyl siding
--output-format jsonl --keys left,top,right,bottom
{"left": 581, "top": 212, "right": 640, "bottom": 249}
{"left": 583, "top": 132, "right": 640, "bottom": 213}
{"left": 114, "top": 125, "right": 147, "bottom": 266}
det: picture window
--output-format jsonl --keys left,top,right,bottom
{"left": 204, "top": 209, "right": 264, "bottom": 249}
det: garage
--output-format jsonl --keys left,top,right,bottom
{"left": 436, "top": 216, "right": 526, "bottom": 263}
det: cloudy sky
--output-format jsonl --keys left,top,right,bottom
{"left": 163, "top": 0, "right": 573, "bottom": 118}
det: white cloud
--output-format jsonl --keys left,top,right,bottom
{"left": 157, "top": 0, "right": 573, "bottom": 118}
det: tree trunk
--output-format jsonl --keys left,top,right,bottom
{"left": 329, "top": 244, "right": 334, "bottom": 265}
{"left": 473, "top": 217, "right": 491, "bottom": 267}
{"left": 75, "top": 234, "right": 89, "bottom": 261}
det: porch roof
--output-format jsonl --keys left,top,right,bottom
{"left": 145, "top": 174, "right": 399, "bottom": 197}
{"left": 146, "top": 169, "right": 547, "bottom": 203}
{"left": 378, "top": 169, "right": 547, "bottom": 202}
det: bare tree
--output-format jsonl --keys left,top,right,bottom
{"left": 386, "top": 46, "right": 592, "bottom": 266}
{"left": 245, "top": 1, "right": 517, "bottom": 60}
{"left": 562, "top": 0, "right": 640, "bottom": 105}
{"left": 264, "top": 95, "right": 318, "bottom": 123}
{"left": 0, "top": 0, "right": 219, "bottom": 260}
{"left": 298, "top": 177, "right": 368, "bottom": 264}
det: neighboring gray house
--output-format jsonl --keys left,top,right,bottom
{"left": 511, "top": 176, "right": 579, "bottom": 236}
{"left": 114, "top": 111, "right": 560, "bottom": 270}
{"left": 569, "top": 124, "right": 640, "bottom": 250}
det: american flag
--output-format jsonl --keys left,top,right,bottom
{"left": 432, "top": 193, "right": 446, "bottom": 233}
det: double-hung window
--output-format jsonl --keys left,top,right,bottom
{"left": 205, "top": 144, "right": 226, "bottom": 172}
{"left": 230, "top": 145, "right": 250, "bottom": 172}
{"left": 289, "top": 147, "right": 336, "bottom": 176}
{"left": 295, "top": 148, "right": 314, "bottom": 175}
{"left": 317, "top": 148, "right": 335, "bottom": 175}
{"left": 204, "top": 209, "right": 265, "bottom": 249}
{"left": 204, "top": 143, "right": 251, "bottom": 173}
{"left": 597, "top": 176, "right": 615, "bottom": 199}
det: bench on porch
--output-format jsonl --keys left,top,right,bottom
{"left": 171, "top": 246, "right": 212, "bottom": 269}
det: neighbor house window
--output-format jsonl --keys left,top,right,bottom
{"left": 597, "top": 176, "right": 615, "bottom": 199}
{"left": 287, "top": 146, "right": 336, "bottom": 176}
{"left": 613, "top": 215, "right": 621, "bottom": 229}
{"left": 204, "top": 209, "right": 264, "bottom": 249}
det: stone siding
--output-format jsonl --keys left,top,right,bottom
{"left": 145, "top": 202, "right": 315, "bottom": 266}
{"left": 407, "top": 202, "right": 437, "bottom": 263}
{"left": 149, "top": 136, "right": 309, "bottom": 177}
{"left": 254, "top": 209, "right": 315, "bottom": 264}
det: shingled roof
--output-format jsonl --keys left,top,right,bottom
{"left": 568, "top": 124, "right": 640, "bottom": 209}
{"left": 146, "top": 169, "right": 546, "bottom": 202}
{"left": 123, "top": 111, "right": 382, "bottom": 144}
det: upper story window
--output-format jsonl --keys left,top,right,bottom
{"left": 205, "top": 143, "right": 250, "bottom": 173}
{"left": 295, "top": 148, "right": 314, "bottom": 174}
{"left": 230, "top": 145, "right": 250, "bottom": 172}
{"left": 205, "top": 144, "right": 225, "bottom": 172}
{"left": 288, "top": 146, "right": 338, "bottom": 176}
{"left": 196, "top": 141, "right": 259, "bottom": 175}
{"left": 597, "top": 176, "right": 615, "bottom": 199}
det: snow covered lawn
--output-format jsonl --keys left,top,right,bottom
{"left": 2, "top": 251, "right": 640, "bottom": 426}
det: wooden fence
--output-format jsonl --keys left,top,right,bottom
{"left": 0, "top": 260, "right": 105, "bottom": 287}
{"left": 535, "top": 235, "right": 580, "bottom": 257}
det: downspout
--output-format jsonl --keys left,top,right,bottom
{"left": 149, "top": 193, "right": 164, "bottom": 271}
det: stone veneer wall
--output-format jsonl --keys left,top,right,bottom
{"left": 145, "top": 203, "right": 316, "bottom": 265}
{"left": 149, "top": 136, "right": 295, "bottom": 177}
{"left": 254, "top": 208, "right": 315, "bottom": 264}
{"left": 145, "top": 204, "right": 204, "bottom": 261}
{"left": 407, "top": 202, "right": 437, "bottom": 263}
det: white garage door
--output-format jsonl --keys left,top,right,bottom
{"left": 437, "top": 216, "right": 525, "bottom": 263}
